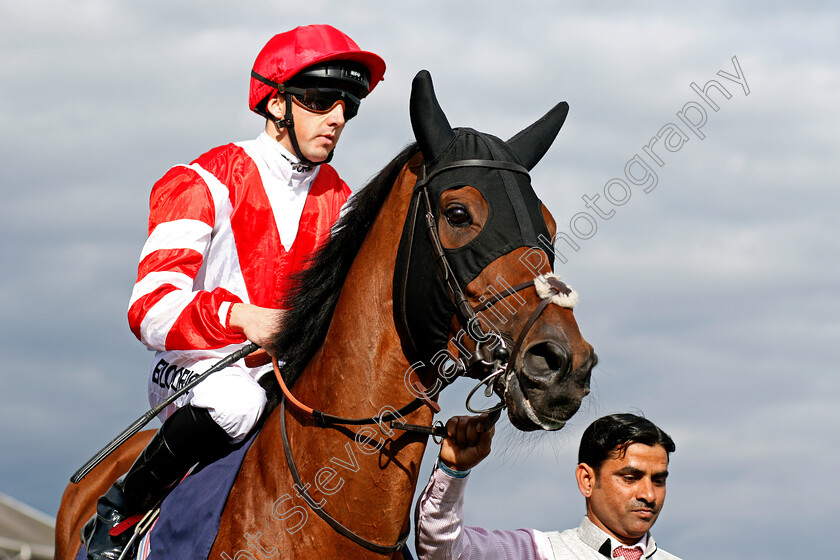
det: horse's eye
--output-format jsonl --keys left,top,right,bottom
{"left": 444, "top": 206, "right": 472, "bottom": 228}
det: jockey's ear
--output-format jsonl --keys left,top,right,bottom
{"left": 266, "top": 94, "right": 286, "bottom": 120}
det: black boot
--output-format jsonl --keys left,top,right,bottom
{"left": 81, "top": 405, "right": 232, "bottom": 560}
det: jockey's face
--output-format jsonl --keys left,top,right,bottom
{"left": 266, "top": 93, "right": 346, "bottom": 163}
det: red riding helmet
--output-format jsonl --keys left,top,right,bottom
{"left": 249, "top": 24, "right": 386, "bottom": 117}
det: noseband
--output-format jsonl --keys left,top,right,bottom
{"left": 464, "top": 273, "right": 577, "bottom": 412}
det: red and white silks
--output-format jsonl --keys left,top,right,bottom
{"left": 128, "top": 133, "right": 350, "bottom": 441}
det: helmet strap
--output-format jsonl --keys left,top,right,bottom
{"left": 270, "top": 93, "right": 334, "bottom": 169}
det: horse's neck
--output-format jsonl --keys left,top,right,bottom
{"left": 301, "top": 160, "right": 420, "bottom": 414}
{"left": 239, "top": 158, "right": 432, "bottom": 551}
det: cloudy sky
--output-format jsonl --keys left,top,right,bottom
{"left": 1, "top": 2, "right": 837, "bottom": 559}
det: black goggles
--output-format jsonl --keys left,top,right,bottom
{"left": 284, "top": 86, "right": 362, "bottom": 120}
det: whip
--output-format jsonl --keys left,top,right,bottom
{"left": 70, "top": 343, "right": 259, "bottom": 484}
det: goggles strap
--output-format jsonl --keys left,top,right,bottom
{"left": 251, "top": 70, "right": 283, "bottom": 92}
{"left": 253, "top": 71, "right": 338, "bottom": 166}
{"left": 269, "top": 92, "right": 332, "bottom": 168}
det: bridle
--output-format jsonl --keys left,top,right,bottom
{"left": 406, "top": 158, "right": 577, "bottom": 411}
{"left": 273, "top": 157, "right": 577, "bottom": 554}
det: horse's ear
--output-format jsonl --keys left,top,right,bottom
{"left": 507, "top": 102, "right": 570, "bottom": 171}
{"left": 410, "top": 70, "right": 456, "bottom": 163}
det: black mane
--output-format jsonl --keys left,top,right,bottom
{"left": 260, "top": 142, "right": 420, "bottom": 409}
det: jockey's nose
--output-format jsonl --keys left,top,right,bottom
{"left": 326, "top": 103, "right": 346, "bottom": 126}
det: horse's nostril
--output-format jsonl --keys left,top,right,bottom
{"left": 522, "top": 341, "right": 569, "bottom": 383}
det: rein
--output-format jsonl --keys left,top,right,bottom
{"left": 271, "top": 358, "right": 442, "bottom": 431}
{"left": 278, "top": 398, "right": 412, "bottom": 554}
{"left": 271, "top": 358, "right": 443, "bottom": 554}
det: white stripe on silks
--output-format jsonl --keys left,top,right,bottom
{"left": 139, "top": 289, "right": 198, "bottom": 349}
{"left": 192, "top": 209, "right": 250, "bottom": 304}
{"left": 218, "top": 301, "right": 232, "bottom": 330}
{"left": 140, "top": 219, "right": 213, "bottom": 260}
{"left": 182, "top": 163, "right": 231, "bottom": 227}
{"left": 534, "top": 273, "right": 579, "bottom": 309}
{"left": 129, "top": 270, "right": 195, "bottom": 308}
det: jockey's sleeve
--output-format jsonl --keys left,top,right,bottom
{"left": 128, "top": 164, "right": 246, "bottom": 351}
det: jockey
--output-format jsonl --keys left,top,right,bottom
{"left": 82, "top": 25, "right": 386, "bottom": 560}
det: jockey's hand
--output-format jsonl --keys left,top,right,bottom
{"left": 228, "top": 303, "right": 286, "bottom": 350}
{"left": 439, "top": 412, "right": 497, "bottom": 472}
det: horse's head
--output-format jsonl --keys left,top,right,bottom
{"left": 394, "top": 70, "right": 597, "bottom": 431}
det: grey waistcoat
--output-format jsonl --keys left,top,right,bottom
{"left": 544, "top": 517, "right": 682, "bottom": 560}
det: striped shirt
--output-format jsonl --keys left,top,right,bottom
{"left": 128, "top": 133, "right": 350, "bottom": 408}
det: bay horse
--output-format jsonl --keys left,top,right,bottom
{"left": 56, "top": 70, "right": 597, "bottom": 559}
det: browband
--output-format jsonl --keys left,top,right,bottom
{"left": 415, "top": 159, "right": 530, "bottom": 191}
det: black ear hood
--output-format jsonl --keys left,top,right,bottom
{"left": 393, "top": 70, "right": 569, "bottom": 363}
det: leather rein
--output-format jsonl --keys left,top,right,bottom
{"left": 272, "top": 158, "right": 574, "bottom": 554}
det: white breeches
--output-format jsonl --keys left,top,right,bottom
{"left": 148, "top": 357, "right": 267, "bottom": 443}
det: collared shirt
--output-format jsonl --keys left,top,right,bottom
{"left": 415, "top": 465, "right": 682, "bottom": 560}
{"left": 544, "top": 517, "right": 673, "bottom": 560}
{"left": 607, "top": 533, "right": 647, "bottom": 557}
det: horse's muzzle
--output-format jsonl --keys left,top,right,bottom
{"left": 521, "top": 340, "right": 572, "bottom": 389}
{"left": 505, "top": 342, "right": 596, "bottom": 431}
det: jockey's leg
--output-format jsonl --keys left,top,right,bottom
{"left": 80, "top": 406, "right": 231, "bottom": 560}
{"left": 82, "top": 365, "right": 266, "bottom": 560}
